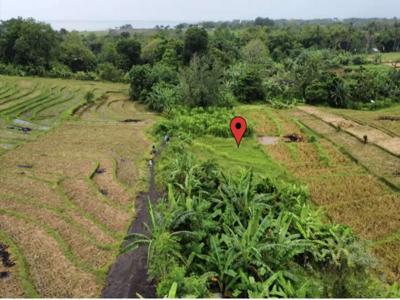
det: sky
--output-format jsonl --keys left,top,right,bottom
{"left": 0, "top": 0, "right": 399, "bottom": 23}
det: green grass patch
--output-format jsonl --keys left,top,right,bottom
{"left": 189, "top": 136, "right": 290, "bottom": 180}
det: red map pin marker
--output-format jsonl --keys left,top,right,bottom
{"left": 230, "top": 116, "right": 247, "bottom": 147}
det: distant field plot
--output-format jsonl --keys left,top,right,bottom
{"left": 0, "top": 76, "right": 154, "bottom": 297}
{"left": 323, "top": 105, "right": 400, "bottom": 138}
{"left": 237, "top": 105, "right": 400, "bottom": 282}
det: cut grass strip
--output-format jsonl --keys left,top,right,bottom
{"left": 0, "top": 86, "right": 19, "bottom": 101}
{"left": 0, "top": 85, "right": 38, "bottom": 106}
{"left": 0, "top": 208, "right": 97, "bottom": 275}
{"left": 55, "top": 179, "right": 120, "bottom": 240}
{"left": 1, "top": 193, "right": 116, "bottom": 251}
{"left": 0, "top": 84, "right": 15, "bottom": 97}
{"left": 33, "top": 90, "right": 81, "bottom": 118}
{"left": 0, "top": 85, "right": 61, "bottom": 115}
{"left": 265, "top": 109, "right": 282, "bottom": 136}
{"left": 0, "top": 213, "right": 99, "bottom": 297}
{"left": 0, "top": 89, "right": 53, "bottom": 116}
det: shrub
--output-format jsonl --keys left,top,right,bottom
{"left": 128, "top": 64, "right": 153, "bottom": 101}
{"left": 48, "top": 63, "right": 73, "bottom": 79}
{"left": 352, "top": 55, "right": 367, "bottom": 65}
{"left": 180, "top": 55, "right": 226, "bottom": 107}
{"left": 97, "top": 63, "right": 124, "bottom": 82}
{"left": 128, "top": 63, "right": 179, "bottom": 102}
{"left": 145, "top": 82, "right": 180, "bottom": 113}
{"left": 84, "top": 91, "right": 95, "bottom": 103}
{"left": 183, "top": 26, "right": 209, "bottom": 64}
{"left": 73, "top": 71, "right": 97, "bottom": 81}
{"left": 231, "top": 66, "right": 265, "bottom": 103}
{"left": 0, "top": 63, "right": 23, "bottom": 76}
{"left": 154, "top": 107, "right": 253, "bottom": 139}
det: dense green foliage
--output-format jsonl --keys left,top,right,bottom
{"left": 124, "top": 142, "right": 393, "bottom": 298}
{"left": 2, "top": 17, "right": 400, "bottom": 110}
{"left": 183, "top": 27, "right": 209, "bottom": 64}
{"left": 2, "top": 17, "right": 398, "bottom": 135}
{"left": 154, "top": 107, "right": 253, "bottom": 139}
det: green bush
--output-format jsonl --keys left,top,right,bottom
{"left": 230, "top": 64, "right": 265, "bottom": 103}
{"left": 48, "top": 63, "right": 73, "bottom": 79}
{"left": 180, "top": 55, "right": 227, "bottom": 107}
{"left": 128, "top": 64, "right": 153, "bottom": 101}
{"left": 154, "top": 107, "right": 253, "bottom": 139}
{"left": 97, "top": 63, "right": 124, "bottom": 82}
{"left": 0, "top": 63, "right": 24, "bottom": 76}
{"left": 352, "top": 55, "right": 367, "bottom": 65}
{"left": 145, "top": 82, "right": 180, "bottom": 113}
{"left": 128, "top": 63, "right": 179, "bottom": 102}
{"left": 73, "top": 71, "right": 97, "bottom": 81}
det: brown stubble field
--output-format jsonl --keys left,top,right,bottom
{"left": 0, "top": 78, "right": 155, "bottom": 297}
{"left": 238, "top": 105, "right": 400, "bottom": 283}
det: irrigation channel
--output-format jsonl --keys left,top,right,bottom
{"left": 102, "top": 142, "right": 166, "bottom": 298}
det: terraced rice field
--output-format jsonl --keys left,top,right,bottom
{"left": 0, "top": 76, "right": 155, "bottom": 297}
{"left": 0, "top": 75, "right": 129, "bottom": 155}
{"left": 238, "top": 105, "right": 400, "bottom": 283}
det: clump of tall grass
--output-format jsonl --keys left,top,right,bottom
{"left": 124, "top": 144, "right": 390, "bottom": 298}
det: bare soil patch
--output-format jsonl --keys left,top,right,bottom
{"left": 257, "top": 136, "right": 279, "bottom": 145}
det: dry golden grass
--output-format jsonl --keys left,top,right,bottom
{"left": 68, "top": 211, "right": 116, "bottom": 246}
{"left": 0, "top": 214, "right": 99, "bottom": 297}
{"left": 264, "top": 143, "right": 293, "bottom": 164}
{"left": 62, "top": 178, "right": 130, "bottom": 233}
{"left": 274, "top": 109, "right": 302, "bottom": 135}
{"left": 323, "top": 105, "right": 400, "bottom": 138}
{"left": 0, "top": 174, "right": 64, "bottom": 207}
{"left": 236, "top": 105, "right": 279, "bottom": 136}
{"left": 372, "top": 239, "right": 400, "bottom": 283}
{"left": 0, "top": 78, "right": 154, "bottom": 297}
{"left": 0, "top": 245, "right": 25, "bottom": 298}
{"left": 243, "top": 105, "right": 400, "bottom": 281}
{"left": 0, "top": 275, "right": 24, "bottom": 298}
{"left": 93, "top": 159, "right": 132, "bottom": 208}
{"left": 299, "top": 105, "right": 400, "bottom": 156}
{"left": 1, "top": 198, "right": 113, "bottom": 269}
{"left": 297, "top": 110, "right": 400, "bottom": 188}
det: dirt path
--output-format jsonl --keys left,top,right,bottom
{"left": 298, "top": 106, "right": 400, "bottom": 157}
{"left": 102, "top": 143, "right": 164, "bottom": 298}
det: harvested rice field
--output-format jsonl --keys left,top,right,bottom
{"left": 0, "top": 76, "right": 155, "bottom": 297}
{"left": 238, "top": 105, "right": 400, "bottom": 283}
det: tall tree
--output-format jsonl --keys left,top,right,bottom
{"left": 183, "top": 27, "right": 209, "bottom": 64}
{"left": 116, "top": 38, "right": 141, "bottom": 71}
{"left": 59, "top": 32, "right": 96, "bottom": 72}
{"left": 0, "top": 18, "right": 58, "bottom": 68}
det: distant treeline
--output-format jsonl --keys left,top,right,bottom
{"left": 1, "top": 17, "right": 400, "bottom": 110}
{"left": 178, "top": 17, "right": 400, "bottom": 29}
